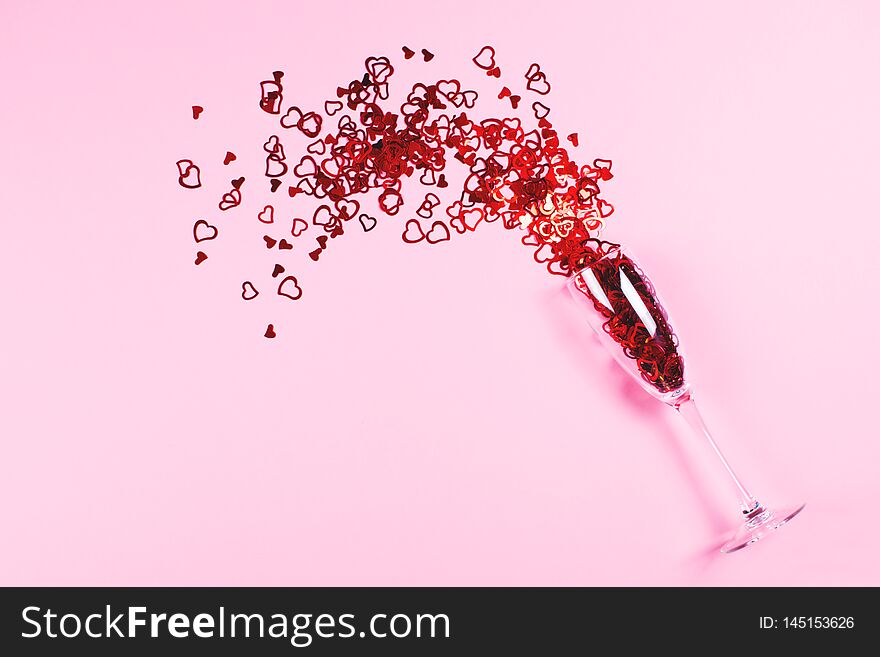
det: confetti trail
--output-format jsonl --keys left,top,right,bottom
{"left": 177, "top": 46, "right": 618, "bottom": 341}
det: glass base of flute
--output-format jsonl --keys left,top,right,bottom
{"left": 566, "top": 242, "right": 804, "bottom": 554}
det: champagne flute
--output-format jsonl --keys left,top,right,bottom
{"left": 566, "top": 242, "right": 804, "bottom": 553}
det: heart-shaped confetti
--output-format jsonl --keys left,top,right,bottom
{"left": 525, "top": 70, "right": 551, "bottom": 95}
{"left": 307, "top": 139, "right": 326, "bottom": 155}
{"left": 219, "top": 188, "right": 241, "bottom": 211}
{"left": 176, "top": 159, "right": 201, "bottom": 188}
{"left": 258, "top": 205, "right": 274, "bottom": 224}
{"left": 241, "top": 281, "right": 259, "bottom": 300}
{"left": 265, "top": 154, "right": 288, "bottom": 177}
{"left": 324, "top": 100, "right": 343, "bottom": 116}
{"left": 472, "top": 45, "right": 496, "bottom": 70}
{"left": 291, "top": 218, "right": 308, "bottom": 237}
{"left": 280, "top": 105, "right": 303, "bottom": 129}
{"left": 277, "top": 276, "right": 303, "bottom": 300}
{"left": 358, "top": 213, "right": 377, "bottom": 232}
{"left": 425, "top": 221, "right": 451, "bottom": 244}
{"left": 193, "top": 219, "right": 218, "bottom": 243}
{"left": 177, "top": 45, "right": 620, "bottom": 339}
{"left": 402, "top": 219, "right": 425, "bottom": 244}
{"left": 294, "top": 156, "right": 318, "bottom": 177}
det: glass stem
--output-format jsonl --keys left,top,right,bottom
{"left": 675, "top": 396, "right": 761, "bottom": 516}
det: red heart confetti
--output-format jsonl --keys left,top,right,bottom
{"left": 425, "top": 221, "right": 451, "bottom": 244}
{"left": 402, "top": 218, "right": 425, "bottom": 244}
{"left": 193, "top": 219, "right": 218, "bottom": 243}
{"left": 525, "top": 65, "right": 551, "bottom": 95}
{"left": 242, "top": 281, "right": 259, "bottom": 300}
{"left": 258, "top": 205, "right": 274, "bottom": 224}
{"left": 264, "top": 323, "right": 276, "bottom": 338}
{"left": 176, "top": 159, "right": 201, "bottom": 189}
{"left": 194, "top": 251, "right": 208, "bottom": 265}
{"left": 532, "top": 102, "right": 550, "bottom": 119}
{"left": 291, "top": 218, "right": 308, "bottom": 237}
{"left": 192, "top": 105, "right": 203, "bottom": 120}
{"left": 280, "top": 105, "right": 303, "bottom": 129}
{"left": 277, "top": 276, "right": 303, "bottom": 300}
{"left": 177, "top": 45, "right": 621, "bottom": 340}
{"left": 218, "top": 188, "right": 241, "bottom": 211}
{"left": 259, "top": 71, "right": 284, "bottom": 114}
{"left": 472, "top": 45, "right": 496, "bottom": 70}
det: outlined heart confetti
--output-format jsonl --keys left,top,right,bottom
{"left": 177, "top": 51, "right": 616, "bottom": 337}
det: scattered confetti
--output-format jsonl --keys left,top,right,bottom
{"left": 178, "top": 50, "right": 615, "bottom": 337}
{"left": 193, "top": 219, "right": 217, "bottom": 243}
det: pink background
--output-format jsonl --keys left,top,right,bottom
{"left": 2, "top": 1, "right": 878, "bottom": 586}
